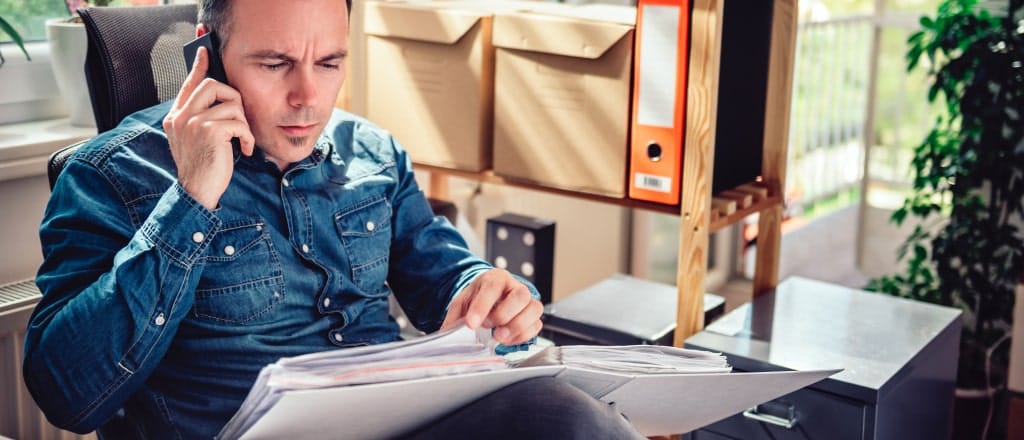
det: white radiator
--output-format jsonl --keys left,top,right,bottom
{"left": 0, "top": 280, "right": 95, "bottom": 440}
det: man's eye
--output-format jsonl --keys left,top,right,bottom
{"left": 319, "top": 63, "right": 341, "bottom": 70}
{"left": 263, "top": 63, "right": 287, "bottom": 71}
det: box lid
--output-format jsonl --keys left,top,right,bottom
{"left": 492, "top": 4, "right": 635, "bottom": 60}
{"left": 544, "top": 274, "right": 723, "bottom": 342}
{"left": 364, "top": 1, "right": 491, "bottom": 45}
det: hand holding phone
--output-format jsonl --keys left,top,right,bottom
{"left": 165, "top": 31, "right": 253, "bottom": 210}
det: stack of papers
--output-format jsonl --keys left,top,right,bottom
{"left": 519, "top": 344, "right": 732, "bottom": 374}
{"left": 219, "top": 324, "right": 505, "bottom": 439}
{"left": 218, "top": 325, "right": 839, "bottom": 439}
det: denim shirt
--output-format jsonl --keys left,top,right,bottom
{"left": 24, "top": 100, "right": 502, "bottom": 439}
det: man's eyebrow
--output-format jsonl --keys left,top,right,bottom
{"left": 245, "top": 50, "right": 348, "bottom": 63}
{"left": 246, "top": 51, "right": 294, "bottom": 62}
{"left": 318, "top": 50, "right": 348, "bottom": 63}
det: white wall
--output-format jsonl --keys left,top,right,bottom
{"left": 0, "top": 175, "right": 49, "bottom": 285}
{"left": 427, "top": 175, "right": 630, "bottom": 303}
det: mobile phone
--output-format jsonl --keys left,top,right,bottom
{"left": 183, "top": 32, "right": 228, "bottom": 84}
{"left": 182, "top": 32, "right": 241, "bottom": 153}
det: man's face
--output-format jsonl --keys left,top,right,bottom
{"left": 220, "top": 0, "right": 349, "bottom": 170}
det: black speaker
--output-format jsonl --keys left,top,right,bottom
{"left": 485, "top": 213, "right": 555, "bottom": 304}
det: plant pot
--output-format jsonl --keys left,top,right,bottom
{"left": 46, "top": 18, "right": 95, "bottom": 128}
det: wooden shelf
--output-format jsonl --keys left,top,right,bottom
{"left": 409, "top": 0, "right": 798, "bottom": 349}
{"left": 417, "top": 163, "right": 782, "bottom": 230}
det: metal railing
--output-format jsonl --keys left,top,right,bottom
{"left": 786, "top": 14, "right": 874, "bottom": 213}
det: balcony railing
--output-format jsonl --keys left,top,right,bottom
{"left": 786, "top": 14, "right": 874, "bottom": 214}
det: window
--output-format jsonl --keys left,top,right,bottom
{"left": 0, "top": 0, "right": 171, "bottom": 125}
{"left": 0, "top": 1, "right": 69, "bottom": 45}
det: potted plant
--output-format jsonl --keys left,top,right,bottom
{"left": 0, "top": 14, "right": 31, "bottom": 65}
{"left": 867, "top": 0, "right": 1023, "bottom": 438}
{"left": 46, "top": 0, "right": 113, "bottom": 127}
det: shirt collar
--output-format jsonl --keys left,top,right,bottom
{"left": 232, "top": 134, "right": 336, "bottom": 172}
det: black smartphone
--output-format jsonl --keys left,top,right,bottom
{"left": 182, "top": 32, "right": 241, "bottom": 152}
{"left": 183, "top": 32, "right": 228, "bottom": 84}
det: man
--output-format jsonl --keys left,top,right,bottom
{"left": 24, "top": 0, "right": 645, "bottom": 438}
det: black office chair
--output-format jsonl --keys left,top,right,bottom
{"left": 47, "top": 4, "right": 198, "bottom": 190}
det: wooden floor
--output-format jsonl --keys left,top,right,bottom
{"left": 714, "top": 204, "right": 874, "bottom": 312}
{"left": 1009, "top": 393, "right": 1024, "bottom": 440}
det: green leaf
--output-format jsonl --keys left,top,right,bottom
{"left": 920, "top": 16, "right": 935, "bottom": 30}
{"left": 0, "top": 16, "right": 31, "bottom": 62}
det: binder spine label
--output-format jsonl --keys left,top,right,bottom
{"left": 635, "top": 173, "right": 673, "bottom": 193}
{"left": 637, "top": 5, "right": 680, "bottom": 128}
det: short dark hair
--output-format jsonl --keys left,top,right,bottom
{"left": 198, "top": 0, "right": 352, "bottom": 49}
{"left": 197, "top": 0, "right": 233, "bottom": 49}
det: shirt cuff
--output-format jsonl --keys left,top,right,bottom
{"left": 140, "top": 183, "right": 222, "bottom": 266}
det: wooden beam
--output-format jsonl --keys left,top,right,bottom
{"left": 674, "top": 0, "right": 724, "bottom": 347}
{"left": 736, "top": 183, "right": 769, "bottom": 200}
{"left": 754, "top": 0, "right": 798, "bottom": 296}
{"left": 711, "top": 197, "right": 737, "bottom": 216}
{"left": 428, "top": 173, "right": 449, "bottom": 200}
{"left": 718, "top": 189, "right": 753, "bottom": 209}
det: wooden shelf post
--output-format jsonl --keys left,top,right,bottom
{"left": 674, "top": 0, "right": 724, "bottom": 346}
{"left": 753, "top": 0, "right": 798, "bottom": 297}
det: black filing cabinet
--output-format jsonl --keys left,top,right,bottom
{"left": 684, "top": 277, "right": 962, "bottom": 440}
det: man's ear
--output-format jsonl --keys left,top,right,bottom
{"left": 196, "top": 24, "right": 208, "bottom": 38}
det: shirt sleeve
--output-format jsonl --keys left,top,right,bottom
{"left": 24, "top": 158, "right": 221, "bottom": 433}
{"left": 382, "top": 136, "right": 494, "bottom": 333}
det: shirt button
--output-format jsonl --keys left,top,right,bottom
{"left": 282, "top": 178, "right": 290, "bottom": 187}
{"left": 154, "top": 313, "right": 166, "bottom": 326}
{"left": 192, "top": 232, "right": 204, "bottom": 243}
{"left": 333, "top": 333, "right": 343, "bottom": 342}
{"left": 323, "top": 297, "right": 331, "bottom": 308}
{"left": 301, "top": 244, "right": 310, "bottom": 253}
{"left": 224, "top": 245, "right": 236, "bottom": 256}
{"left": 273, "top": 291, "right": 282, "bottom": 299}
{"left": 366, "top": 221, "right": 375, "bottom": 232}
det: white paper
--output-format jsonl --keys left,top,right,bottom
{"left": 220, "top": 324, "right": 838, "bottom": 439}
{"left": 238, "top": 366, "right": 837, "bottom": 439}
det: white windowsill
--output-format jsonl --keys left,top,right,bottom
{"left": 0, "top": 118, "right": 95, "bottom": 183}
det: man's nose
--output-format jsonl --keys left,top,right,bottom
{"left": 288, "top": 68, "right": 319, "bottom": 109}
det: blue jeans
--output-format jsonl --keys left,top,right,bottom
{"left": 407, "top": 377, "right": 646, "bottom": 440}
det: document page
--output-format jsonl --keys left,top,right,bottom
{"left": 518, "top": 345, "right": 732, "bottom": 374}
{"left": 219, "top": 323, "right": 504, "bottom": 440}
{"left": 220, "top": 324, "right": 839, "bottom": 440}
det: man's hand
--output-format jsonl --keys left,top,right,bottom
{"left": 163, "top": 46, "right": 255, "bottom": 210}
{"left": 441, "top": 269, "right": 543, "bottom": 345}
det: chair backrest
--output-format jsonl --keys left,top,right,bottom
{"left": 80, "top": 4, "right": 197, "bottom": 132}
{"left": 48, "top": 4, "right": 197, "bottom": 190}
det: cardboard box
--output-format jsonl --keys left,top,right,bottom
{"left": 364, "top": 1, "right": 518, "bottom": 172}
{"left": 492, "top": 5, "right": 636, "bottom": 197}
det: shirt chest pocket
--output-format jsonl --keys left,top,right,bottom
{"left": 334, "top": 198, "right": 392, "bottom": 294}
{"left": 193, "top": 221, "right": 285, "bottom": 324}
